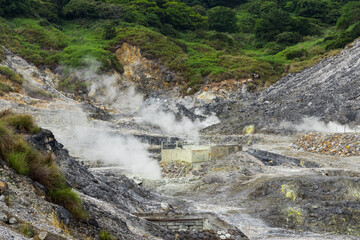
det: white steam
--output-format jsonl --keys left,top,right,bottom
{"left": 280, "top": 116, "right": 359, "bottom": 133}
{"left": 42, "top": 108, "right": 161, "bottom": 179}
{"left": 84, "top": 60, "right": 220, "bottom": 141}
{"left": 43, "top": 59, "right": 220, "bottom": 178}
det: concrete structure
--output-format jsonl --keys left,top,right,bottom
{"left": 135, "top": 214, "right": 209, "bottom": 231}
{"left": 161, "top": 144, "right": 241, "bottom": 164}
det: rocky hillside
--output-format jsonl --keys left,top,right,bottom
{"left": 205, "top": 39, "right": 360, "bottom": 134}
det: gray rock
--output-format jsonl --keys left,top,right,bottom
{"left": 8, "top": 217, "right": 17, "bottom": 224}
{"left": 56, "top": 206, "right": 73, "bottom": 225}
{"left": 0, "top": 212, "right": 8, "bottom": 222}
{"left": 38, "top": 231, "right": 48, "bottom": 240}
{"left": 20, "top": 198, "right": 30, "bottom": 206}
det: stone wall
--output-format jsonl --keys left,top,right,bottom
{"left": 145, "top": 217, "right": 205, "bottom": 231}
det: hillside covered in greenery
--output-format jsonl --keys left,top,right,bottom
{"left": 0, "top": 0, "right": 359, "bottom": 93}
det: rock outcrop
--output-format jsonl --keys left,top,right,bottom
{"left": 115, "top": 43, "right": 181, "bottom": 93}
{"left": 27, "top": 129, "right": 170, "bottom": 239}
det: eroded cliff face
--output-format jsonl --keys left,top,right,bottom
{"left": 115, "top": 43, "right": 181, "bottom": 93}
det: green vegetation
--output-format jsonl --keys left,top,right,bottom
{"left": 208, "top": 6, "right": 238, "bottom": 33}
{"left": 0, "top": 66, "right": 23, "bottom": 84}
{"left": 0, "top": 0, "right": 358, "bottom": 93}
{"left": 0, "top": 110, "right": 86, "bottom": 219}
{"left": 0, "top": 82, "right": 13, "bottom": 93}
{"left": 99, "top": 230, "right": 116, "bottom": 240}
{"left": 18, "top": 223, "right": 35, "bottom": 237}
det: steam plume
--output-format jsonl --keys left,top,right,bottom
{"left": 280, "top": 117, "right": 359, "bottom": 133}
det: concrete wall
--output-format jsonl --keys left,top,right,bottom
{"left": 151, "top": 219, "right": 204, "bottom": 231}
{"left": 161, "top": 148, "right": 193, "bottom": 163}
{"left": 191, "top": 149, "right": 211, "bottom": 163}
{"left": 161, "top": 145, "right": 241, "bottom": 163}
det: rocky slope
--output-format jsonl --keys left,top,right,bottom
{"left": 1, "top": 35, "right": 360, "bottom": 240}
{"left": 204, "top": 39, "right": 360, "bottom": 134}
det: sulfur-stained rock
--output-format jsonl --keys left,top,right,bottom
{"left": 243, "top": 125, "right": 255, "bottom": 135}
{"left": 294, "top": 132, "right": 360, "bottom": 157}
{"left": 0, "top": 181, "right": 8, "bottom": 194}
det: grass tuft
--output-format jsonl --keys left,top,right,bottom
{"left": 99, "top": 230, "right": 116, "bottom": 240}
{"left": 0, "top": 82, "right": 14, "bottom": 93}
{"left": 4, "top": 114, "right": 41, "bottom": 134}
{"left": 0, "top": 66, "right": 24, "bottom": 84}
{"left": 7, "top": 152, "right": 29, "bottom": 175}
{"left": 0, "top": 122, "right": 15, "bottom": 158}
{"left": 49, "top": 188, "right": 86, "bottom": 219}
{"left": 0, "top": 110, "right": 86, "bottom": 219}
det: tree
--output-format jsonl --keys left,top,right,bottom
{"left": 296, "top": 0, "right": 340, "bottom": 24}
{"left": 255, "top": 8, "right": 295, "bottom": 40}
{"left": 0, "top": 0, "right": 32, "bottom": 17}
{"left": 53, "top": 0, "right": 71, "bottom": 18}
{"left": 103, "top": 21, "right": 117, "bottom": 40}
{"left": 207, "top": 6, "right": 238, "bottom": 33}
{"left": 336, "top": 1, "right": 360, "bottom": 29}
{"left": 161, "top": 1, "right": 207, "bottom": 30}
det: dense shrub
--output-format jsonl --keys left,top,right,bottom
{"left": 285, "top": 48, "right": 307, "bottom": 59}
{"left": 63, "top": 0, "right": 97, "bottom": 18}
{"left": 0, "top": 0, "right": 33, "bottom": 18}
{"left": 207, "top": 6, "right": 238, "bottom": 33}
{"left": 102, "top": 21, "right": 117, "bottom": 40}
{"left": 296, "top": 0, "right": 340, "bottom": 24}
{"left": 63, "top": 0, "right": 121, "bottom": 19}
{"left": 276, "top": 32, "right": 301, "bottom": 45}
{"left": 264, "top": 42, "right": 285, "bottom": 55}
{"left": 326, "top": 22, "right": 360, "bottom": 50}
{"left": 336, "top": 1, "right": 360, "bottom": 29}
